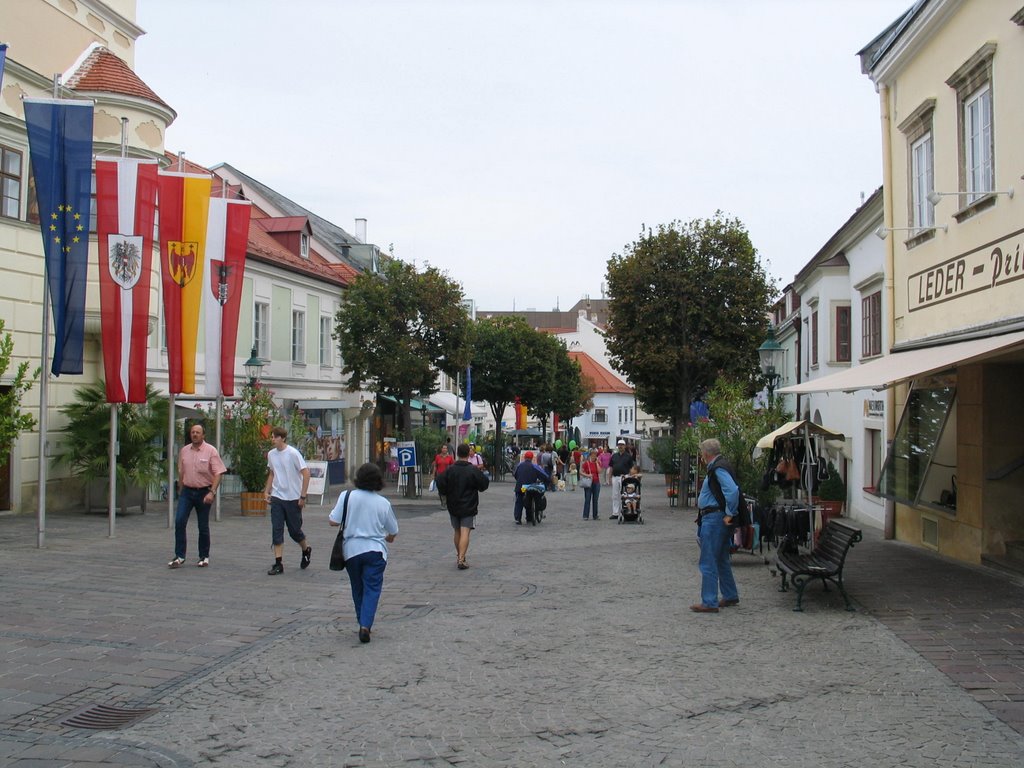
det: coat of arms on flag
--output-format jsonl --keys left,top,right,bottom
{"left": 167, "top": 240, "right": 199, "bottom": 287}
{"left": 108, "top": 236, "right": 143, "bottom": 289}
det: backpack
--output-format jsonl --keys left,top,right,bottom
{"left": 705, "top": 460, "right": 751, "bottom": 528}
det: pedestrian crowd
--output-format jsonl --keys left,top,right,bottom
{"left": 169, "top": 428, "right": 741, "bottom": 644}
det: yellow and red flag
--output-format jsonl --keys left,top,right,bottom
{"left": 158, "top": 171, "right": 211, "bottom": 394}
{"left": 202, "top": 198, "right": 251, "bottom": 396}
{"left": 95, "top": 158, "right": 158, "bottom": 402}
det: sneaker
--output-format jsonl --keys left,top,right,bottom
{"left": 300, "top": 547, "right": 312, "bottom": 570}
{"left": 358, "top": 627, "right": 371, "bottom": 644}
{"left": 196, "top": 557, "right": 209, "bottom": 568}
{"left": 167, "top": 557, "right": 185, "bottom": 569}
{"left": 267, "top": 562, "right": 284, "bottom": 575}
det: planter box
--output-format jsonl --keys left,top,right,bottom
{"left": 240, "top": 491, "right": 267, "bottom": 516}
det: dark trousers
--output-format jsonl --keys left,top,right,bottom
{"left": 175, "top": 486, "right": 211, "bottom": 560}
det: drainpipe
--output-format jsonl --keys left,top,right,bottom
{"left": 879, "top": 83, "right": 897, "bottom": 541}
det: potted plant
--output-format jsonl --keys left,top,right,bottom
{"left": 219, "top": 381, "right": 278, "bottom": 516}
{"left": 816, "top": 461, "right": 846, "bottom": 519}
{"left": 54, "top": 382, "right": 167, "bottom": 514}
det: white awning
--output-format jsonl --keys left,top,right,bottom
{"left": 755, "top": 420, "right": 845, "bottom": 450}
{"left": 778, "top": 329, "right": 1024, "bottom": 394}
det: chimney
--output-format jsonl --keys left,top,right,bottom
{"left": 355, "top": 218, "right": 367, "bottom": 244}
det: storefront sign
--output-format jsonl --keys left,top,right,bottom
{"left": 864, "top": 399, "right": 885, "bottom": 418}
{"left": 909, "top": 226, "right": 1024, "bottom": 311}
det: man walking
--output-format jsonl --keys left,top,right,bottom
{"left": 691, "top": 438, "right": 740, "bottom": 613}
{"left": 264, "top": 426, "right": 312, "bottom": 575}
{"left": 607, "top": 439, "right": 635, "bottom": 520}
{"left": 512, "top": 450, "right": 549, "bottom": 525}
{"left": 436, "top": 443, "right": 490, "bottom": 569}
{"left": 169, "top": 423, "right": 226, "bottom": 568}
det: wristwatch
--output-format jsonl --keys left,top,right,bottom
{"left": 300, "top": 496, "right": 307, "bottom": 500}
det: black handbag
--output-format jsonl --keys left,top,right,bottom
{"left": 329, "top": 491, "right": 351, "bottom": 571}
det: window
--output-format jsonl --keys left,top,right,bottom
{"left": 593, "top": 408, "right": 607, "bottom": 423}
{"left": 835, "top": 305, "right": 851, "bottom": 363}
{"left": 291, "top": 310, "right": 305, "bottom": 363}
{"left": 254, "top": 302, "right": 269, "bottom": 358}
{"left": 878, "top": 382, "right": 957, "bottom": 513}
{"left": 861, "top": 291, "right": 881, "bottom": 358}
{"left": 1, "top": 145, "right": 22, "bottom": 219}
{"left": 319, "top": 316, "right": 333, "bottom": 366}
{"left": 946, "top": 43, "right": 996, "bottom": 212}
{"left": 811, "top": 311, "right": 818, "bottom": 366}
{"left": 964, "top": 84, "right": 993, "bottom": 204}
{"left": 864, "top": 428, "right": 882, "bottom": 494}
{"left": 910, "top": 132, "right": 934, "bottom": 229}
{"left": 300, "top": 232, "right": 309, "bottom": 258}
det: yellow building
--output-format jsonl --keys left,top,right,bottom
{"left": 789, "top": 1, "right": 1024, "bottom": 571}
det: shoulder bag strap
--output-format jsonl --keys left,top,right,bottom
{"left": 341, "top": 490, "right": 351, "bottom": 531}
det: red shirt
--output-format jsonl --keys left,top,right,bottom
{"left": 434, "top": 453, "right": 455, "bottom": 475}
{"left": 178, "top": 441, "right": 227, "bottom": 488}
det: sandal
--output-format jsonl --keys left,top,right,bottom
{"left": 457, "top": 558, "right": 468, "bottom": 570}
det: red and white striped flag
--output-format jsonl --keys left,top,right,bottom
{"left": 203, "top": 198, "right": 251, "bottom": 396}
{"left": 95, "top": 158, "right": 158, "bottom": 403}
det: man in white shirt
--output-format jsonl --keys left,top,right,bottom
{"left": 264, "top": 426, "right": 311, "bottom": 575}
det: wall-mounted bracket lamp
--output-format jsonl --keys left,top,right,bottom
{"left": 927, "top": 187, "right": 1014, "bottom": 206}
{"left": 874, "top": 224, "right": 948, "bottom": 240}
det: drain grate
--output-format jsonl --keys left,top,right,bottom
{"left": 60, "top": 703, "right": 158, "bottom": 730}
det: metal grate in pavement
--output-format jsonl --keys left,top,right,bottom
{"left": 59, "top": 703, "right": 158, "bottom": 730}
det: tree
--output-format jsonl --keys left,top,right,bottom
{"left": 53, "top": 382, "right": 168, "bottom": 514}
{"left": 0, "top": 319, "right": 38, "bottom": 468}
{"left": 524, "top": 336, "right": 591, "bottom": 441}
{"left": 467, "top": 316, "right": 540, "bottom": 476}
{"left": 604, "top": 214, "right": 774, "bottom": 437}
{"left": 335, "top": 259, "right": 471, "bottom": 492}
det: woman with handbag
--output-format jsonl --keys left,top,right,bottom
{"left": 328, "top": 463, "right": 399, "bottom": 644}
{"left": 580, "top": 449, "right": 602, "bottom": 520}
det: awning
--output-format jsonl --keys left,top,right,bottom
{"left": 379, "top": 394, "right": 444, "bottom": 411}
{"left": 778, "top": 329, "right": 1024, "bottom": 394}
{"left": 295, "top": 399, "right": 354, "bottom": 410}
{"left": 755, "top": 420, "right": 845, "bottom": 450}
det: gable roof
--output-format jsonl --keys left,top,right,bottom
{"left": 569, "top": 351, "right": 632, "bottom": 394}
{"left": 66, "top": 46, "right": 171, "bottom": 111}
{"left": 253, "top": 216, "right": 311, "bottom": 234}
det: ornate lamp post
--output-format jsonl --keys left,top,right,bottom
{"left": 758, "top": 328, "right": 784, "bottom": 408}
{"left": 244, "top": 345, "right": 264, "bottom": 386}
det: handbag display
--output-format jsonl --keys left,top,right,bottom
{"left": 329, "top": 490, "right": 351, "bottom": 571}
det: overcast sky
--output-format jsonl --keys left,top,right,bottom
{"left": 135, "top": 0, "right": 910, "bottom": 313}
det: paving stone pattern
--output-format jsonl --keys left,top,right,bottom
{"left": 0, "top": 477, "right": 1022, "bottom": 767}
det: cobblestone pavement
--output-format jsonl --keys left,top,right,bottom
{"left": 1, "top": 478, "right": 1022, "bottom": 767}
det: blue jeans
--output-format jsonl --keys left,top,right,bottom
{"left": 175, "top": 486, "right": 211, "bottom": 560}
{"left": 697, "top": 511, "right": 738, "bottom": 608}
{"left": 346, "top": 551, "right": 387, "bottom": 629}
{"left": 582, "top": 482, "right": 601, "bottom": 518}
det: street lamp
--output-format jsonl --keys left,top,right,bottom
{"left": 420, "top": 402, "right": 427, "bottom": 428}
{"left": 758, "top": 328, "right": 784, "bottom": 407}
{"left": 244, "top": 345, "right": 264, "bottom": 385}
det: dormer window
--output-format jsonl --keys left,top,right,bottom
{"left": 300, "top": 232, "right": 309, "bottom": 258}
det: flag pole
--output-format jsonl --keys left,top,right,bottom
{"left": 107, "top": 117, "right": 129, "bottom": 538}
{"left": 36, "top": 74, "right": 63, "bottom": 548}
{"left": 455, "top": 372, "right": 460, "bottom": 446}
{"left": 168, "top": 393, "right": 175, "bottom": 528}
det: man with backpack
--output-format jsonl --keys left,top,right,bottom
{"left": 690, "top": 438, "right": 741, "bottom": 613}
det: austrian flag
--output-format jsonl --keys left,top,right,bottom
{"left": 95, "top": 158, "right": 158, "bottom": 403}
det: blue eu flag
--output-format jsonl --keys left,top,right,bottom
{"left": 24, "top": 99, "right": 94, "bottom": 375}
{"left": 0, "top": 45, "right": 7, "bottom": 88}
{"left": 463, "top": 366, "right": 473, "bottom": 420}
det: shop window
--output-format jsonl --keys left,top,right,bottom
{"left": 864, "top": 427, "right": 882, "bottom": 494}
{"left": 877, "top": 379, "right": 957, "bottom": 513}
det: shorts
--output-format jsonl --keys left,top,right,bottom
{"left": 270, "top": 497, "right": 306, "bottom": 545}
{"left": 450, "top": 513, "right": 476, "bottom": 530}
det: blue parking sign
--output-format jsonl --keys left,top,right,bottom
{"left": 397, "top": 441, "right": 417, "bottom": 468}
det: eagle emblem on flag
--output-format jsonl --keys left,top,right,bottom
{"left": 108, "top": 235, "right": 143, "bottom": 289}
{"left": 167, "top": 240, "right": 199, "bottom": 287}
{"left": 210, "top": 262, "right": 231, "bottom": 307}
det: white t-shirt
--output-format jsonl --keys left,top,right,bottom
{"left": 267, "top": 444, "right": 308, "bottom": 500}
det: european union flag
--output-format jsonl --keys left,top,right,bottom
{"left": 463, "top": 365, "right": 473, "bottom": 420}
{"left": 0, "top": 45, "right": 7, "bottom": 88}
{"left": 24, "top": 99, "right": 94, "bottom": 375}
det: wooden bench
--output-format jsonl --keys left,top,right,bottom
{"left": 775, "top": 519, "right": 863, "bottom": 612}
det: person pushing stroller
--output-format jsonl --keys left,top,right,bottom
{"left": 619, "top": 465, "right": 643, "bottom": 524}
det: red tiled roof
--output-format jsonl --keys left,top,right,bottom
{"left": 326, "top": 262, "right": 361, "bottom": 283}
{"left": 254, "top": 216, "right": 310, "bottom": 234}
{"left": 569, "top": 351, "right": 632, "bottom": 394}
{"left": 67, "top": 47, "right": 170, "bottom": 110}
{"left": 246, "top": 223, "right": 347, "bottom": 287}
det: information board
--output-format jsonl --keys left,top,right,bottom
{"left": 307, "top": 461, "right": 328, "bottom": 503}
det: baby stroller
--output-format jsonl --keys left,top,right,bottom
{"left": 520, "top": 482, "right": 547, "bottom": 526}
{"left": 618, "top": 475, "right": 643, "bottom": 524}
